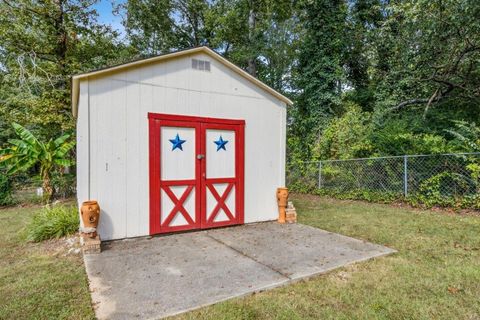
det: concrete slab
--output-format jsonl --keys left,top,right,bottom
{"left": 207, "top": 223, "right": 395, "bottom": 280}
{"left": 84, "top": 223, "right": 395, "bottom": 319}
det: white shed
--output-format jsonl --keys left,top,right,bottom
{"left": 72, "top": 46, "right": 292, "bottom": 240}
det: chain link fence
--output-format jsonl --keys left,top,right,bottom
{"left": 287, "top": 153, "right": 480, "bottom": 209}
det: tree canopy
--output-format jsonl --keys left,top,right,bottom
{"left": 0, "top": 0, "right": 479, "bottom": 162}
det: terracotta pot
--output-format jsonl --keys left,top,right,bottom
{"left": 81, "top": 200, "right": 100, "bottom": 229}
{"left": 276, "top": 187, "right": 289, "bottom": 207}
{"left": 276, "top": 187, "right": 289, "bottom": 224}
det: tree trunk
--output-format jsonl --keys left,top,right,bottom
{"left": 42, "top": 170, "right": 54, "bottom": 203}
{"left": 247, "top": 5, "right": 257, "bottom": 77}
{"left": 54, "top": 0, "right": 67, "bottom": 80}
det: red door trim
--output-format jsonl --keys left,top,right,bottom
{"left": 149, "top": 117, "right": 160, "bottom": 235}
{"left": 149, "top": 117, "right": 202, "bottom": 235}
{"left": 200, "top": 122, "right": 244, "bottom": 229}
{"left": 161, "top": 185, "right": 195, "bottom": 227}
{"left": 149, "top": 113, "right": 245, "bottom": 235}
{"left": 206, "top": 182, "right": 235, "bottom": 223}
{"left": 148, "top": 112, "right": 245, "bottom": 125}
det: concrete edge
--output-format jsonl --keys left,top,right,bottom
{"left": 83, "top": 253, "right": 112, "bottom": 318}
{"left": 298, "top": 223, "right": 399, "bottom": 252}
{"left": 289, "top": 247, "right": 397, "bottom": 281}
{"left": 152, "top": 247, "right": 397, "bottom": 320}
{"left": 149, "top": 278, "right": 291, "bottom": 320}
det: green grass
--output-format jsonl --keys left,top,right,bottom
{"left": 0, "top": 205, "right": 94, "bottom": 320}
{"left": 173, "top": 194, "right": 480, "bottom": 320}
{"left": 1, "top": 196, "right": 479, "bottom": 319}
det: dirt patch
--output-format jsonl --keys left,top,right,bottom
{"left": 30, "top": 234, "right": 82, "bottom": 257}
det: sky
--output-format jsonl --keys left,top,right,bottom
{"left": 92, "top": 0, "right": 126, "bottom": 35}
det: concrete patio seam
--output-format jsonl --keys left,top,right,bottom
{"left": 204, "top": 231, "right": 292, "bottom": 280}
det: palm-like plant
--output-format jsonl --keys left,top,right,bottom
{"left": 0, "top": 123, "right": 75, "bottom": 203}
{"left": 445, "top": 121, "right": 480, "bottom": 152}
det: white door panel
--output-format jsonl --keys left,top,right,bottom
{"left": 161, "top": 127, "right": 195, "bottom": 180}
{"left": 206, "top": 129, "right": 235, "bottom": 178}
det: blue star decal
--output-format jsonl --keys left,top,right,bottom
{"left": 169, "top": 133, "right": 186, "bottom": 151}
{"left": 214, "top": 135, "right": 229, "bottom": 151}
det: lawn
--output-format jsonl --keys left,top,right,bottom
{"left": 174, "top": 194, "right": 480, "bottom": 320}
{"left": 0, "top": 205, "right": 95, "bottom": 320}
{"left": 1, "top": 195, "right": 479, "bottom": 319}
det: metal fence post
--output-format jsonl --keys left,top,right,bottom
{"left": 403, "top": 155, "right": 408, "bottom": 197}
{"left": 318, "top": 161, "right": 322, "bottom": 189}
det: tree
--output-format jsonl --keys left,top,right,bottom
{"left": 0, "top": 0, "right": 128, "bottom": 140}
{"left": 371, "top": 0, "right": 480, "bottom": 116}
{"left": 290, "top": 0, "right": 347, "bottom": 160}
{"left": 208, "top": 0, "right": 296, "bottom": 80}
{"left": 343, "top": 0, "right": 383, "bottom": 111}
{"left": 118, "top": 0, "right": 213, "bottom": 56}
{"left": 0, "top": 123, "right": 75, "bottom": 202}
{"left": 121, "top": 0, "right": 298, "bottom": 93}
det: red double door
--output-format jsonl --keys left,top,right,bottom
{"left": 149, "top": 113, "right": 245, "bottom": 235}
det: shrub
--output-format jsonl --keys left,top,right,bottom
{"left": 26, "top": 205, "right": 79, "bottom": 242}
{"left": 410, "top": 172, "right": 474, "bottom": 208}
{"left": 0, "top": 173, "right": 15, "bottom": 206}
{"left": 315, "top": 102, "right": 374, "bottom": 160}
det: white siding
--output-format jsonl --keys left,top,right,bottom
{"left": 77, "top": 52, "right": 287, "bottom": 240}
{"left": 76, "top": 80, "right": 89, "bottom": 226}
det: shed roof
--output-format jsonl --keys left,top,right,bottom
{"left": 71, "top": 46, "right": 293, "bottom": 117}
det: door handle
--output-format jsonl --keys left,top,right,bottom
{"left": 197, "top": 154, "right": 205, "bottom": 160}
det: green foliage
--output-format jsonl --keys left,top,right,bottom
{"left": 374, "top": 0, "right": 480, "bottom": 113}
{"left": 315, "top": 102, "right": 373, "bottom": 160}
{"left": 0, "top": 123, "right": 75, "bottom": 202}
{"left": 287, "top": 0, "right": 480, "bottom": 163}
{"left": 371, "top": 122, "right": 451, "bottom": 156}
{"left": 0, "top": 0, "right": 478, "bottom": 200}
{"left": 119, "top": 0, "right": 211, "bottom": 54}
{"left": 0, "top": 172, "right": 15, "bottom": 206}
{"left": 315, "top": 104, "right": 457, "bottom": 159}
{"left": 0, "top": 1, "right": 130, "bottom": 138}
{"left": 52, "top": 173, "right": 76, "bottom": 199}
{"left": 290, "top": 0, "right": 347, "bottom": 159}
{"left": 411, "top": 172, "right": 474, "bottom": 208}
{"left": 315, "top": 188, "right": 401, "bottom": 204}
{"left": 445, "top": 121, "right": 480, "bottom": 152}
{"left": 288, "top": 156, "right": 480, "bottom": 210}
{"left": 467, "top": 163, "right": 480, "bottom": 183}
{"left": 209, "top": 0, "right": 297, "bottom": 82}
{"left": 26, "top": 205, "right": 79, "bottom": 242}
{"left": 119, "top": 0, "right": 298, "bottom": 93}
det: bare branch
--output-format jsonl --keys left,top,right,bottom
{"left": 391, "top": 98, "right": 432, "bottom": 111}
{"left": 423, "top": 88, "right": 440, "bottom": 119}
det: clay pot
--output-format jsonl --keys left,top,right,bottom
{"left": 276, "top": 187, "right": 289, "bottom": 207}
{"left": 276, "top": 187, "right": 289, "bottom": 224}
{"left": 81, "top": 200, "right": 100, "bottom": 229}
